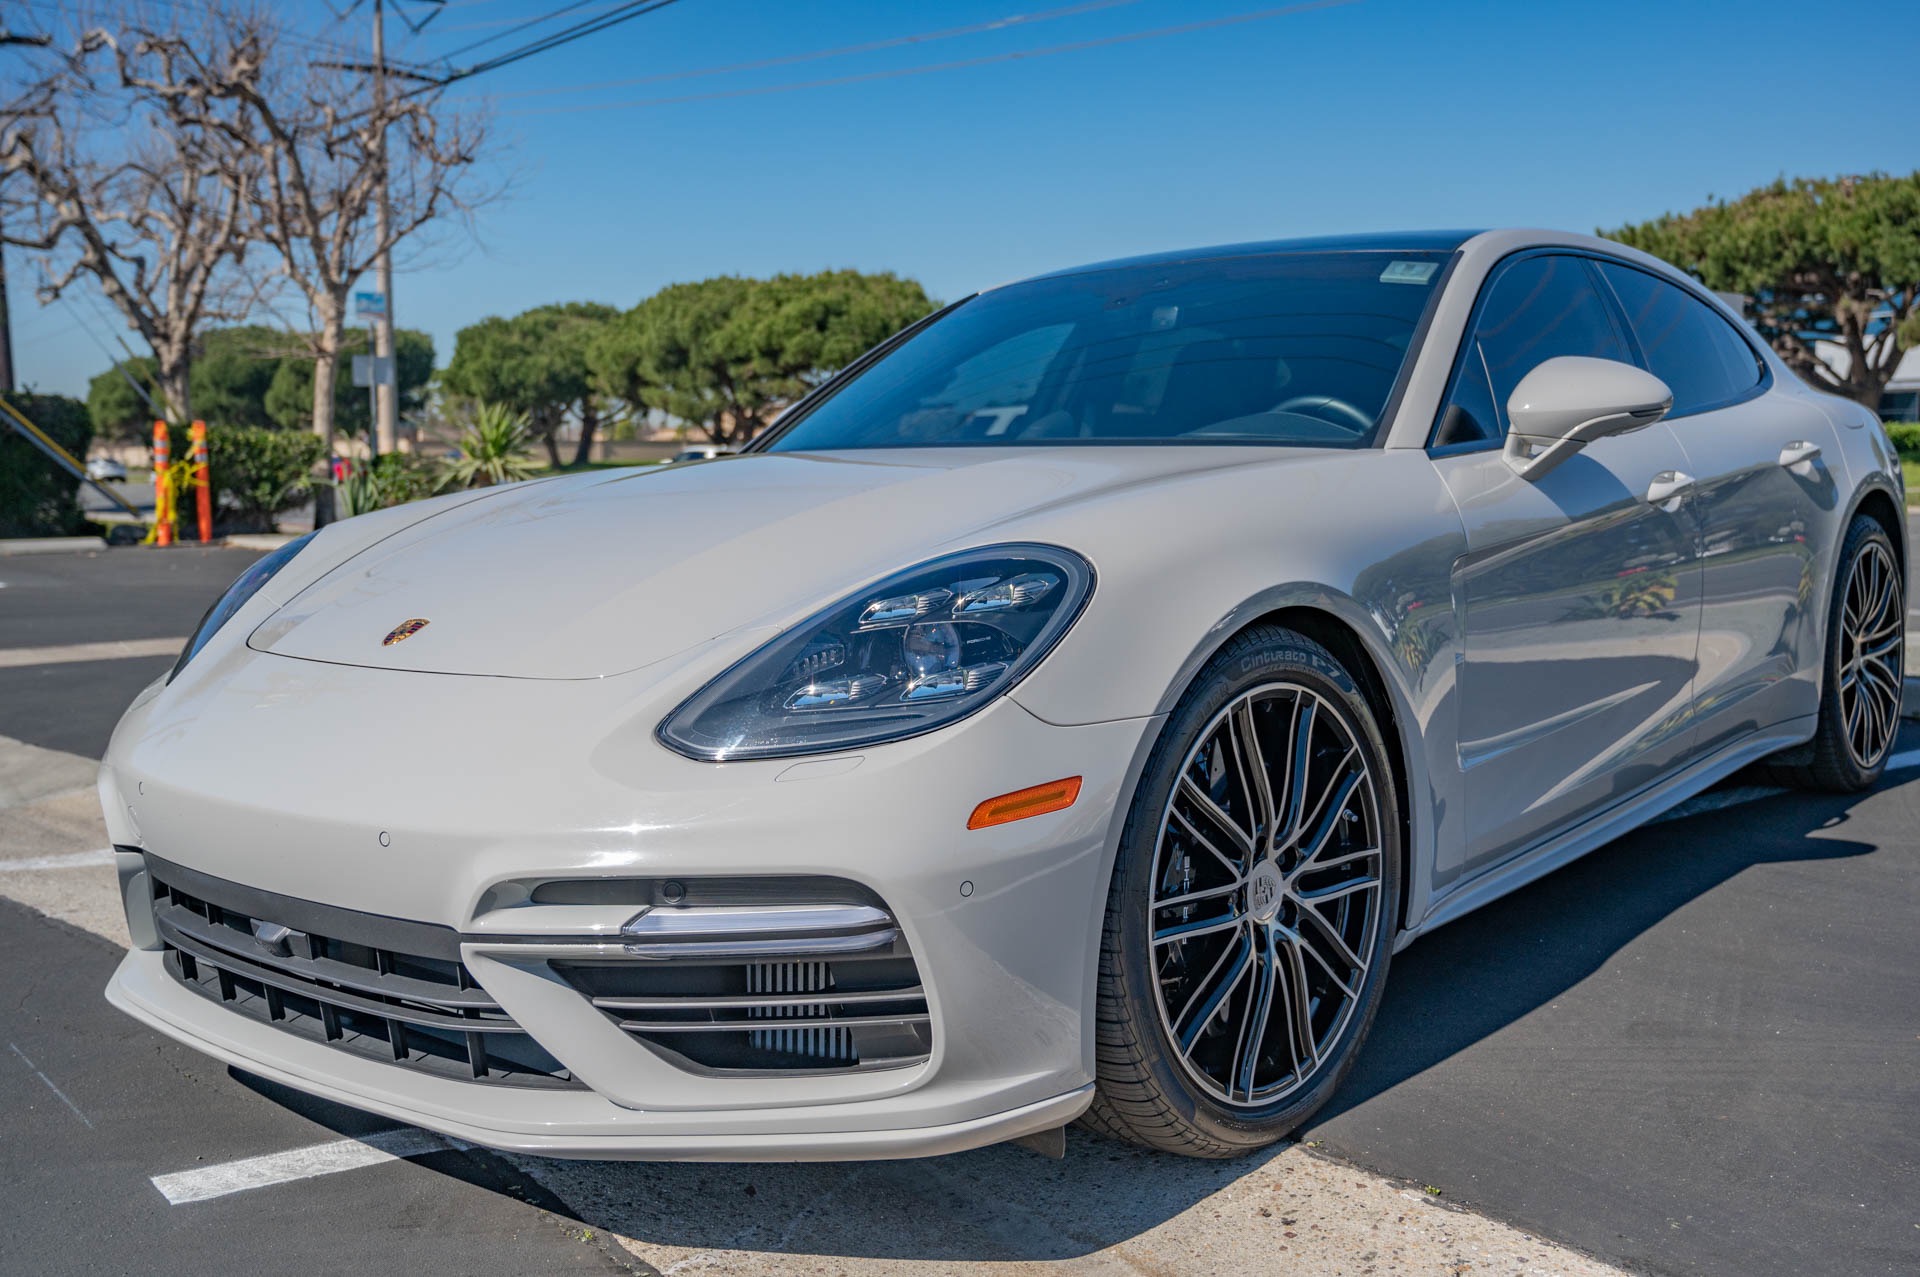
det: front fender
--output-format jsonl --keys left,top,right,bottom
{"left": 1001, "top": 447, "right": 1469, "bottom": 940}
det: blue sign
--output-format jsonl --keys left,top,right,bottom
{"left": 354, "top": 291, "right": 388, "bottom": 319}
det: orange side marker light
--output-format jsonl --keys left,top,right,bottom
{"left": 967, "top": 776, "right": 1082, "bottom": 830}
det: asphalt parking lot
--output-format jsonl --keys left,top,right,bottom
{"left": 1, "top": 544, "right": 1916, "bottom": 1275}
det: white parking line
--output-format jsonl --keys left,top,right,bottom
{"left": 151, "top": 1128, "right": 470, "bottom": 1205}
{"left": 0, "top": 849, "right": 115, "bottom": 872}
{"left": 1649, "top": 746, "right": 1920, "bottom": 827}
{"left": 9, "top": 1042, "right": 93, "bottom": 1129}
{"left": 1886, "top": 746, "right": 1920, "bottom": 771}
{"left": 0, "top": 637, "right": 186, "bottom": 669}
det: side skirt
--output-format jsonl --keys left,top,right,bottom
{"left": 1395, "top": 714, "right": 1817, "bottom": 949}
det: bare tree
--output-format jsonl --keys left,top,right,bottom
{"left": 227, "top": 48, "right": 489, "bottom": 517}
{"left": 0, "top": 13, "right": 267, "bottom": 424}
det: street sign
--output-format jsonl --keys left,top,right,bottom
{"left": 354, "top": 291, "right": 388, "bottom": 319}
{"left": 351, "top": 354, "right": 395, "bottom": 387}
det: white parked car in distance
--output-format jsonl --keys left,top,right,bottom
{"left": 665, "top": 443, "right": 733, "bottom": 464}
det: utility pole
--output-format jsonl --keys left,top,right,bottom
{"left": 316, "top": 1, "right": 443, "bottom": 466}
{"left": 0, "top": 192, "right": 14, "bottom": 396}
{"left": 370, "top": 0, "right": 397, "bottom": 456}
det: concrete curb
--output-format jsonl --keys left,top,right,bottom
{"left": 0, "top": 536, "right": 107, "bottom": 557}
{"left": 221, "top": 533, "right": 300, "bottom": 550}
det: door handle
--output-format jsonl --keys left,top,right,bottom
{"left": 1645, "top": 470, "right": 1694, "bottom": 508}
{"left": 1778, "top": 440, "right": 1822, "bottom": 470}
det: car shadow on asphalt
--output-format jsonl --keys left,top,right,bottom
{"left": 233, "top": 766, "right": 1891, "bottom": 1267}
{"left": 1304, "top": 773, "right": 1883, "bottom": 1133}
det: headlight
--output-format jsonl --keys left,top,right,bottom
{"left": 169, "top": 532, "right": 317, "bottom": 681}
{"left": 659, "top": 544, "right": 1094, "bottom": 761}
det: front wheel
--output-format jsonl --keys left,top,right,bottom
{"left": 1081, "top": 626, "right": 1401, "bottom": 1157}
{"left": 1764, "top": 514, "right": 1905, "bottom": 792}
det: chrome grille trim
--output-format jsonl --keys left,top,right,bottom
{"left": 554, "top": 895, "right": 932, "bottom": 1075}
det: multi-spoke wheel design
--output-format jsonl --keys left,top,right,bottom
{"left": 1147, "top": 683, "right": 1384, "bottom": 1108}
{"left": 1764, "top": 514, "right": 1904, "bottom": 794}
{"left": 1084, "top": 627, "right": 1399, "bottom": 1156}
{"left": 1838, "top": 538, "right": 1903, "bottom": 769}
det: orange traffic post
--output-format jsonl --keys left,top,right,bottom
{"left": 190, "top": 420, "right": 212, "bottom": 543}
{"left": 151, "top": 420, "right": 173, "bottom": 547}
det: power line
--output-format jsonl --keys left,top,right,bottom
{"left": 438, "top": 0, "right": 682, "bottom": 85}
{"left": 435, "top": 0, "right": 599, "bottom": 59}
{"left": 357, "top": 0, "right": 682, "bottom": 109}
{"left": 434, "top": 0, "right": 633, "bottom": 36}
{"left": 510, "top": 0, "right": 1358, "bottom": 116}
{"left": 58, "top": 294, "right": 157, "bottom": 414}
{"left": 487, "top": 0, "right": 1142, "bottom": 101}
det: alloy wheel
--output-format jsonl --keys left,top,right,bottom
{"left": 1839, "top": 538, "right": 1903, "bottom": 769}
{"left": 1147, "top": 683, "right": 1385, "bottom": 1108}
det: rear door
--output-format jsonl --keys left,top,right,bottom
{"left": 1427, "top": 253, "right": 1704, "bottom": 882}
{"left": 1594, "top": 260, "right": 1845, "bottom": 751}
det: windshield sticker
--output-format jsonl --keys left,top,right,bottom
{"left": 1380, "top": 260, "right": 1438, "bottom": 285}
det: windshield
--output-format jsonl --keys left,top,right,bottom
{"left": 764, "top": 250, "right": 1448, "bottom": 452}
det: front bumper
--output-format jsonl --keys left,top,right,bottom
{"left": 100, "top": 649, "right": 1155, "bottom": 1159}
{"left": 107, "top": 947, "right": 1092, "bottom": 1160}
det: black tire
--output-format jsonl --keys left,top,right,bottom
{"left": 1080, "top": 625, "right": 1403, "bottom": 1157}
{"left": 1762, "top": 514, "right": 1905, "bottom": 793}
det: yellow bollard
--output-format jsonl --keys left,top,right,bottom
{"left": 152, "top": 420, "right": 173, "bottom": 547}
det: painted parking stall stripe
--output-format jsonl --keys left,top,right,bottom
{"left": 9, "top": 1042, "right": 93, "bottom": 1129}
{"left": 151, "top": 1128, "right": 470, "bottom": 1205}
{"left": 0, "top": 848, "right": 114, "bottom": 873}
{"left": 0, "top": 636, "right": 187, "bottom": 669}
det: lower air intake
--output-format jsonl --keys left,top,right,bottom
{"left": 549, "top": 891, "right": 931, "bottom": 1076}
{"left": 746, "top": 961, "right": 854, "bottom": 1063}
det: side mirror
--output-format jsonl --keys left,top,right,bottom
{"left": 1503, "top": 356, "right": 1673, "bottom": 479}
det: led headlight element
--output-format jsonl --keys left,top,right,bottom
{"left": 659, "top": 544, "right": 1093, "bottom": 761}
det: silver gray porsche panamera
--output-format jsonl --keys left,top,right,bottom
{"left": 103, "top": 229, "right": 1905, "bottom": 1160}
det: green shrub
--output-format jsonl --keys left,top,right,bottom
{"left": 0, "top": 393, "right": 93, "bottom": 537}
{"left": 337, "top": 452, "right": 442, "bottom": 517}
{"left": 1884, "top": 421, "right": 1920, "bottom": 455}
{"left": 207, "top": 424, "right": 327, "bottom": 532}
{"left": 442, "top": 402, "right": 541, "bottom": 489}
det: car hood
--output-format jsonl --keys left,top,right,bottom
{"left": 251, "top": 447, "right": 1319, "bottom": 679}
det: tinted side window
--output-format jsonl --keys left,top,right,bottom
{"left": 1433, "top": 344, "right": 1499, "bottom": 447}
{"left": 1598, "top": 262, "right": 1762, "bottom": 415}
{"left": 1436, "top": 255, "right": 1631, "bottom": 444}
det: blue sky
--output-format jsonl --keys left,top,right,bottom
{"left": 10, "top": 0, "right": 1919, "bottom": 399}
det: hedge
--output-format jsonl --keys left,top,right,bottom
{"left": 206, "top": 424, "right": 327, "bottom": 532}
{"left": 0, "top": 393, "right": 93, "bottom": 537}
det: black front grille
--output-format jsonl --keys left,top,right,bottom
{"left": 146, "top": 855, "right": 577, "bottom": 1089}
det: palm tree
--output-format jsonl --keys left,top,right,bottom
{"left": 442, "top": 402, "right": 541, "bottom": 489}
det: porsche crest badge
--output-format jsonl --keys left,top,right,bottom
{"left": 383, "top": 618, "right": 430, "bottom": 646}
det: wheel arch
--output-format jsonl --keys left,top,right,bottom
{"left": 1141, "top": 590, "right": 1431, "bottom": 937}
{"left": 1850, "top": 482, "right": 1906, "bottom": 578}
{"left": 1247, "top": 606, "right": 1418, "bottom": 934}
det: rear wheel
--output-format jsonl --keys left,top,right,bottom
{"left": 1081, "top": 626, "right": 1401, "bottom": 1157}
{"left": 1763, "top": 514, "right": 1904, "bottom": 792}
